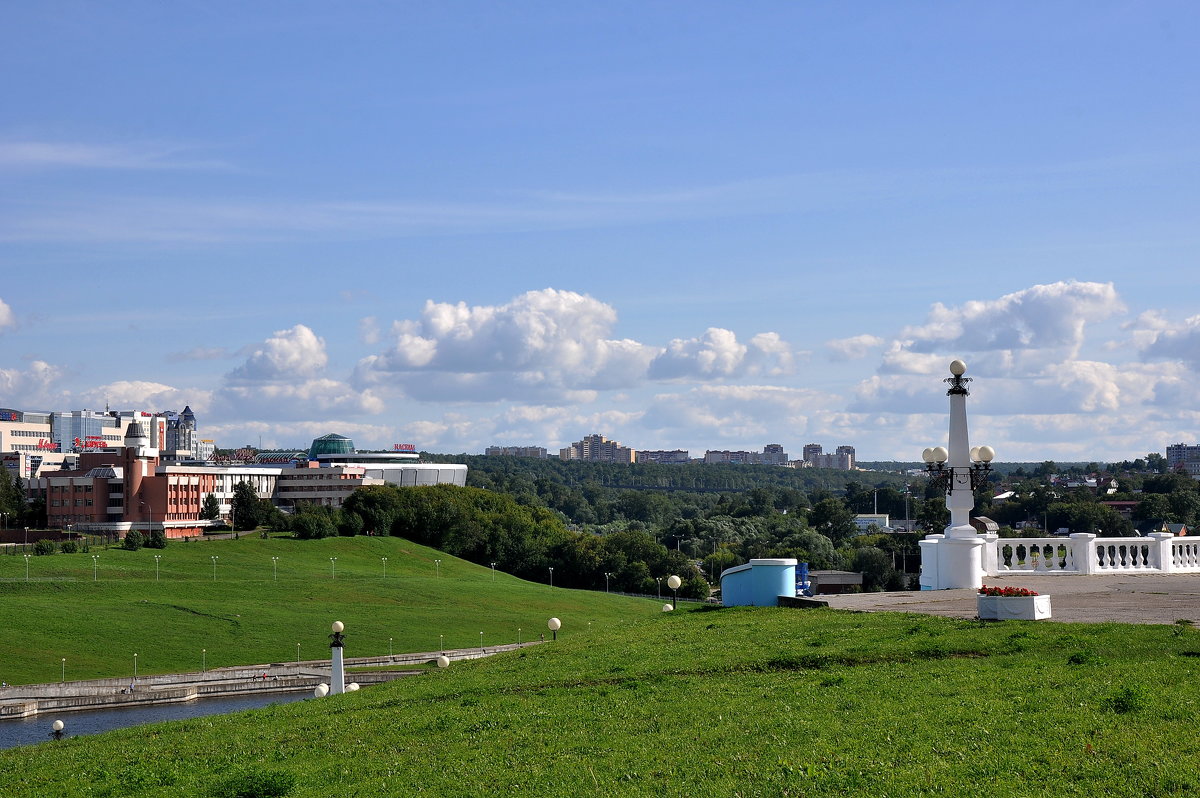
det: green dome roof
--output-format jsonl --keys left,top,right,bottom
{"left": 309, "top": 433, "right": 354, "bottom": 459}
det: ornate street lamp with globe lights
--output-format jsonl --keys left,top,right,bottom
{"left": 667, "top": 574, "right": 682, "bottom": 610}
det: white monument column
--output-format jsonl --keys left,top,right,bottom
{"left": 329, "top": 621, "right": 346, "bottom": 695}
{"left": 920, "top": 360, "right": 993, "bottom": 590}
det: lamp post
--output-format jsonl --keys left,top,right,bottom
{"left": 139, "top": 500, "right": 152, "bottom": 540}
{"left": 329, "top": 621, "right": 346, "bottom": 695}
{"left": 329, "top": 557, "right": 337, "bottom": 579}
{"left": 656, "top": 576, "right": 662, "bottom": 599}
{"left": 296, "top": 643, "right": 300, "bottom": 665}
{"left": 490, "top": 562, "right": 497, "bottom": 581}
{"left": 439, "top": 633, "right": 444, "bottom": 653}
{"left": 61, "top": 658, "right": 65, "bottom": 684}
{"left": 389, "top": 637, "right": 393, "bottom": 656}
{"left": 381, "top": 557, "right": 388, "bottom": 578}
{"left": 133, "top": 653, "right": 138, "bottom": 679}
{"left": 210, "top": 555, "right": 218, "bottom": 580}
{"left": 547, "top": 617, "right": 561, "bottom": 642}
{"left": 479, "top": 631, "right": 484, "bottom": 651}
{"left": 434, "top": 559, "right": 441, "bottom": 578}
{"left": 92, "top": 555, "right": 99, "bottom": 581}
{"left": 154, "top": 554, "right": 161, "bottom": 582}
{"left": 202, "top": 648, "right": 206, "bottom": 672}
{"left": 548, "top": 566, "right": 554, "bottom": 588}
{"left": 272, "top": 556, "right": 279, "bottom": 581}
{"left": 24, "top": 554, "right": 30, "bottom": 581}
{"left": 604, "top": 572, "right": 612, "bottom": 593}
{"left": 904, "top": 483, "right": 911, "bottom": 531}
{"left": 667, "top": 574, "right": 682, "bottom": 610}
{"left": 518, "top": 627, "right": 522, "bottom": 645}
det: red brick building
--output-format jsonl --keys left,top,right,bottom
{"left": 33, "top": 420, "right": 216, "bottom": 539}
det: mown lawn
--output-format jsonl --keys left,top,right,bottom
{"left": 0, "top": 535, "right": 659, "bottom": 685}
{"left": 3, "top": 604, "right": 1199, "bottom": 797}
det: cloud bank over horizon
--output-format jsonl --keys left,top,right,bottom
{"left": 1, "top": 279, "right": 1197, "bottom": 462}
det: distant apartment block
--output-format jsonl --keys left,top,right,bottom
{"left": 484, "top": 445, "right": 549, "bottom": 459}
{"left": 801, "top": 443, "right": 856, "bottom": 470}
{"left": 560, "top": 434, "right": 636, "bottom": 463}
{"left": 637, "top": 449, "right": 691, "bottom": 464}
{"left": 1166, "top": 444, "right": 1200, "bottom": 477}
{"left": 704, "top": 444, "right": 789, "bottom": 466}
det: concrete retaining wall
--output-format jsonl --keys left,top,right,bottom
{"left": 0, "top": 643, "right": 536, "bottom": 719}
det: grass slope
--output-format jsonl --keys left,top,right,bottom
{"left": 4, "top": 606, "right": 1200, "bottom": 796}
{"left": 0, "top": 535, "right": 660, "bottom": 685}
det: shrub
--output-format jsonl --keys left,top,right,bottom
{"left": 1105, "top": 685, "right": 1146, "bottom": 714}
{"left": 338, "top": 512, "right": 363, "bottom": 537}
{"left": 292, "top": 513, "right": 335, "bottom": 540}
{"left": 214, "top": 768, "right": 296, "bottom": 798}
{"left": 59, "top": 540, "right": 79, "bottom": 554}
{"left": 122, "top": 529, "right": 144, "bottom": 551}
{"left": 33, "top": 538, "right": 56, "bottom": 555}
{"left": 146, "top": 529, "right": 168, "bottom": 549}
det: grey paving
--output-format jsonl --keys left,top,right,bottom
{"left": 821, "top": 573, "right": 1200, "bottom": 625}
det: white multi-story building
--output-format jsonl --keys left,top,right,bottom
{"left": 801, "top": 443, "right": 856, "bottom": 470}
{"left": 560, "top": 434, "right": 636, "bottom": 463}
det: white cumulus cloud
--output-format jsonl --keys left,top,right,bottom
{"left": 648, "top": 328, "right": 799, "bottom": 380}
{"left": 827, "top": 334, "right": 885, "bottom": 361}
{"left": 227, "top": 324, "right": 328, "bottom": 382}
{"left": 357, "top": 289, "right": 660, "bottom": 400}
{"left": 75, "top": 381, "right": 211, "bottom": 413}
{"left": 1137, "top": 313, "right": 1200, "bottom": 368}
{"left": 0, "top": 297, "right": 13, "bottom": 330}
{"left": 901, "top": 280, "right": 1123, "bottom": 356}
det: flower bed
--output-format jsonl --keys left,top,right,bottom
{"left": 977, "top": 585, "right": 1051, "bottom": 620}
{"left": 978, "top": 585, "right": 1039, "bottom": 597}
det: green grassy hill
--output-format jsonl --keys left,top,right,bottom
{"left": 3, "top": 603, "right": 1200, "bottom": 796}
{"left": 0, "top": 535, "right": 661, "bottom": 685}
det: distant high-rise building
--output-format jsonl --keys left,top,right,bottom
{"left": 704, "top": 444, "right": 789, "bottom": 466}
{"left": 560, "top": 434, "right": 636, "bottom": 463}
{"left": 802, "top": 443, "right": 855, "bottom": 470}
{"left": 1166, "top": 444, "right": 1200, "bottom": 471}
{"left": 485, "top": 446, "right": 549, "bottom": 459}
{"left": 637, "top": 450, "right": 691, "bottom": 464}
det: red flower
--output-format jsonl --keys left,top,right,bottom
{"left": 978, "top": 584, "right": 1038, "bottom": 597}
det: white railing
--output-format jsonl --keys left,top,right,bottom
{"left": 986, "top": 533, "right": 1200, "bottom": 576}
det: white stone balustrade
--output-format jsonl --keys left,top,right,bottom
{"left": 985, "top": 532, "right": 1200, "bottom": 576}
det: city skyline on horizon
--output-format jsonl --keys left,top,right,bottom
{"left": 3, "top": 4, "right": 1199, "bottom": 463}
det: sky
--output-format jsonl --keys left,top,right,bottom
{"left": 2, "top": 2, "right": 1199, "bottom": 463}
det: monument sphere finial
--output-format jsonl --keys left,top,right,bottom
{"left": 949, "top": 359, "right": 966, "bottom": 376}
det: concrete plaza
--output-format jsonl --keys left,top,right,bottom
{"left": 823, "top": 573, "right": 1200, "bottom": 625}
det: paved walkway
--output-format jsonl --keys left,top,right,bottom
{"left": 822, "top": 573, "right": 1200, "bottom": 625}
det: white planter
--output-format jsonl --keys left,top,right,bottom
{"left": 977, "top": 594, "right": 1051, "bottom": 621}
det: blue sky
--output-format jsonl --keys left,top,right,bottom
{"left": 2, "top": 2, "right": 1199, "bottom": 462}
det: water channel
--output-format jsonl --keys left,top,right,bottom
{"left": 0, "top": 691, "right": 310, "bottom": 750}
